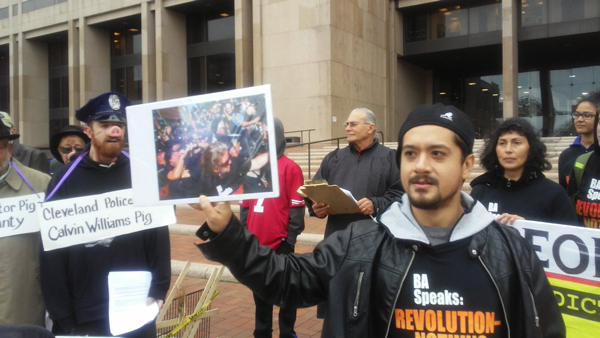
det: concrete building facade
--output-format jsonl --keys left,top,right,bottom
{"left": 1, "top": 0, "right": 599, "bottom": 147}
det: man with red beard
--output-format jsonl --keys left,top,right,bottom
{"left": 40, "top": 92, "right": 171, "bottom": 337}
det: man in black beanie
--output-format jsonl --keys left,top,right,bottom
{"left": 191, "top": 103, "right": 565, "bottom": 337}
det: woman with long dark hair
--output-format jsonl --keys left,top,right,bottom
{"left": 470, "top": 118, "right": 577, "bottom": 225}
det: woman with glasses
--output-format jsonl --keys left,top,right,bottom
{"left": 470, "top": 118, "right": 577, "bottom": 225}
{"left": 558, "top": 96, "right": 598, "bottom": 189}
{"left": 49, "top": 125, "right": 90, "bottom": 175}
{"left": 567, "top": 92, "right": 600, "bottom": 228}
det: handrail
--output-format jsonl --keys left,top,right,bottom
{"left": 286, "top": 132, "right": 386, "bottom": 179}
{"left": 284, "top": 128, "right": 315, "bottom": 145}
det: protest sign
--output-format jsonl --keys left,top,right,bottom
{"left": 513, "top": 220, "right": 600, "bottom": 337}
{"left": 0, "top": 193, "right": 45, "bottom": 238}
{"left": 39, "top": 189, "right": 176, "bottom": 251}
{"left": 127, "top": 84, "right": 279, "bottom": 206}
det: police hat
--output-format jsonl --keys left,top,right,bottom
{"left": 76, "top": 91, "right": 130, "bottom": 124}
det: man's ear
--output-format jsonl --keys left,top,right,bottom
{"left": 83, "top": 125, "right": 93, "bottom": 139}
{"left": 369, "top": 123, "right": 376, "bottom": 134}
{"left": 9, "top": 127, "right": 17, "bottom": 135}
{"left": 462, "top": 153, "right": 475, "bottom": 181}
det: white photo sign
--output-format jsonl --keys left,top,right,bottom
{"left": 127, "top": 85, "right": 279, "bottom": 206}
{"left": 0, "top": 193, "right": 45, "bottom": 238}
{"left": 39, "top": 189, "right": 176, "bottom": 251}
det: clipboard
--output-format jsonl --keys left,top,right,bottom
{"left": 298, "top": 183, "right": 361, "bottom": 215}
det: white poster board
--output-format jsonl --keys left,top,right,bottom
{"left": 512, "top": 220, "right": 600, "bottom": 338}
{"left": 0, "top": 193, "right": 45, "bottom": 238}
{"left": 39, "top": 189, "right": 176, "bottom": 251}
{"left": 127, "top": 85, "right": 279, "bottom": 206}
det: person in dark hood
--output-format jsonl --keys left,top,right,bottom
{"left": 470, "top": 118, "right": 577, "bottom": 225}
{"left": 239, "top": 117, "right": 305, "bottom": 338}
{"left": 567, "top": 91, "right": 600, "bottom": 228}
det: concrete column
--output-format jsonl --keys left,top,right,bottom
{"left": 252, "top": 0, "right": 262, "bottom": 85}
{"left": 155, "top": 0, "right": 186, "bottom": 101}
{"left": 8, "top": 2, "right": 19, "bottom": 126}
{"left": 8, "top": 34, "right": 18, "bottom": 126}
{"left": 386, "top": 0, "right": 397, "bottom": 139}
{"left": 68, "top": 19, "right": 80, "bottom": 122}
{"left": 141, "top": 0, "right": 156, "bottom": 102}
{"left": 79, "top": 19, "right": 110, "bottom": 103}
{"left": 502, "top": 0, "right": 518, "bottom": 118}
{"left": 235, "top": 0, "right": 253, "bottom": 89}
{"left": 19, "top": 37, "right": 49, "bottom": 146}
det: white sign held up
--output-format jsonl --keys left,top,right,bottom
{"left": 39, "top": 189, "right": 176, "bottom": 251}
{"left": 0, "top": 193, "right": 45, "bottom": 239}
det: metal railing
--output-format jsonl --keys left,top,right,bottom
{"left": 284, "top": 128, "right": 315, "bottom": 145}
{"left": 286, "top": 131, "right": 385, "bottom": 179}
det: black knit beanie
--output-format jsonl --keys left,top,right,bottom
{"left": 396, "top": 103, "right": 475, "bottom": 165}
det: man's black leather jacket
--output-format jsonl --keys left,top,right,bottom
{"left": 198, "top": 193, "right": 565, "bottom": 338}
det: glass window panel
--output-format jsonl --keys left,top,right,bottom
{"left": 111, "top": 31, "right": 125, "bottom": 57}
{"left": 208, "top": 16, "right": 234, "bottom": 41}
{"left": 187, "top": 16, "right": 207, "bottom": 44}
{"left": 48, "top": 43, "right": 62, "bottom": 68}
{"left": 549, "top": 0, "right": 585, "bottom": 23}
{"left": 521, "top": 0, "right": 548, "bottom": 26}
{"left": 518, "top": 72, "right": 542, "bottom": 127}
{"left": 0, "top": 85, "right": 8, "bottom": 113}
{"left": 127, "top": 29, "right": 141, "bottom": 55}
{"left": 405, "top": 12, "right": 427, "bottom": 42}
{"left": 430, "top": 7, "right": 468, "bottom": 39}
{"left": 49, "top": 77, "right": 60, "bottom": 109}
{"left": 126, "top": 66, "right": 142, "bottom": 101}
{"left": 469, "top": 3, "right": 502, "bottom": 34}
{"left": 207, "top": 53, "right": 235, "bottom": 93}
{"left": 0, "top": 53, "right": 7, "bottom": 77}
{"left": 61, "top": 42, "right": 68, "bottom": 66}
{"left": 111, "top": 68, "right": 126, "bottom": 95}
{"left": 572, "top": 66, "right": 593, "bottom": 85}
{"left": 188, "top": 56, "right": 206, "bottom": 95}
{"left": 60, "top": 76, "right": 69, "bottom": 108}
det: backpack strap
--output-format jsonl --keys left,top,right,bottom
{"left": 574, "top": 151, "right": 593, "bottom": 189}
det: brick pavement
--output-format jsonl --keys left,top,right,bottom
{"left": 166, "top": 207, "right": 327, "bottom": 337}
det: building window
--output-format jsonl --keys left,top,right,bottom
{"left": 111, "top": 28, "right": 142, "bottom": 103}
{"left": 48, "top": 41, "right": 69, "bottom": 142}
{"left": 522, "top": 0, "right": 599, "bottom": 26}
{"left": 430, "top": 6, "right": 468, "bottom": 39}
{"left": 404, "top": 2, "right": 502, "bottom": 43}
{"left": 434, "top": 67, "right": 600, "bottom": 138}
{"left": 186, "top": 6, "right": 235, "bottom": 96}
{"left": 0, "top": 49, "right": 8, "bottom": 114}
{"left": 469, "top": 2, "right": 502, "bottom": 34}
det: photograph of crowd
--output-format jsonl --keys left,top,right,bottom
{"left": 152, "top": 93, "right": 275, "bottom": 200}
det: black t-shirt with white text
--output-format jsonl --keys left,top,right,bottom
{"left": 388, "top": 237, "right": 507, "bottom": 338}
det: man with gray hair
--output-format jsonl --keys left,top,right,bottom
{"left": 0, "top": 118, "right": 50, "bottom": 327}
{"left": 310, "top": 107, "right": 403, "bottom": 318}
{"left": 0, "top": 112, "right": 50, "bottom": 174}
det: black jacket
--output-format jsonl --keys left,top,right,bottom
{"left": 310, "top": 140, "right": 403, "bottom": 236}
{"left": 470, "top": 169, "right": 578, "bottom": 225}
{"left": 40, "top": 152, "right": 171, "bottom": 332}
{"left": 198, "top": 193, "right": 565, "bottom": 338}
{"left": 558, "top": 136, "right": 593, "bottom": 189}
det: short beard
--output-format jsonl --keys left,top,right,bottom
{"left": 407, "top": 174, "right": 461, "bottom": 211}
{"left": 91, "top": 136, "right": 124, "bottom": 159}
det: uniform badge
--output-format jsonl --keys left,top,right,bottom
{"left": 108, "top": 94, "right": 121, "bottom": 111}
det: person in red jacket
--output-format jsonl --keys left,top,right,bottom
{"left": 239, "top": 117, "right": 305, "bottom": 338}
